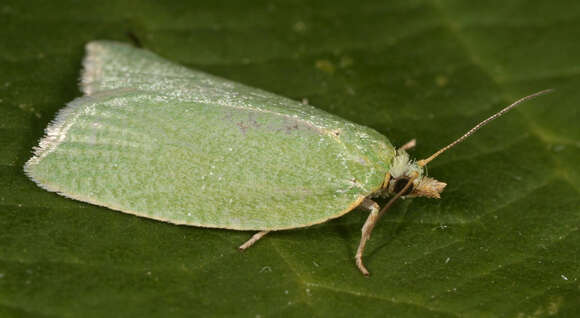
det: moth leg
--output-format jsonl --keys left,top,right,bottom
{"left": 398, "top": 139, "right": 416, "bottom": 151}
{"left": 238, "top": 231, "right": 270, "bottom": 250}
{"left": 356, "top": 174, "right": 417, "bottom": 276}
{"left": 355, "top": 198, "right": 380, "bottom": 276}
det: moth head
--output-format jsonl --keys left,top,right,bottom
{"left": 385, "top": 150, "right": 446, "bottom": 199}
{"left": 384, "top": 89, "right": 553, "bottom": 199}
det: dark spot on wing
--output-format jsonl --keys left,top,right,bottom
{"left": 237, "top": 121, "right": 249, "bottom": 134}
{"left": 285, "top": 123, "right": 299, "bottom": 134}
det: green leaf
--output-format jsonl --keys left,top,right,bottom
{"left": 1, "top": 0, "right": 578, "bottom": 317}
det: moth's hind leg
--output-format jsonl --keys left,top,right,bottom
{"left": 239, "top": 231, "right": 270, "bottom": 250}
{"left": 355, "top": 198, "right": 380, "bottom": 276}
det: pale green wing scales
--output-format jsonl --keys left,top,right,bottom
{"left": 25, "top": 41, "right": 395, "bottom": 231}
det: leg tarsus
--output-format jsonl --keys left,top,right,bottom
{"left": 239, "top": 231, "right": 270, "bottom": 251}
{"left": 355, "top": 198, "right": 380, "bottom": 276}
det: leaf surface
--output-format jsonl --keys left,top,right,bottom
{"left": 1, "top": 1, "right": 579, "bottom": 317}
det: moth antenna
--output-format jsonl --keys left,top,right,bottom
{"left": 417, "top": 89, "right": 554, "bottom": 167}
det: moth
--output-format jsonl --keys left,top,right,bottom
{"left": 25, "top": 41, "right": 552, "bottom": 275}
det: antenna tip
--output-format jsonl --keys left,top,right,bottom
{"left": 415, "top": 89, "right": 553, "bottom": 167}
{"left": 532, "top": 88, "right": 555, "bottom": 97}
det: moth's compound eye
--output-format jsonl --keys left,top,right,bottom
{"left": 393, "top": 178, "right": 414, "bottom": 195}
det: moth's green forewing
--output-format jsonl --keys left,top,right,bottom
{"left": 25, "top": 41, "right": 395, "bottom": 230}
